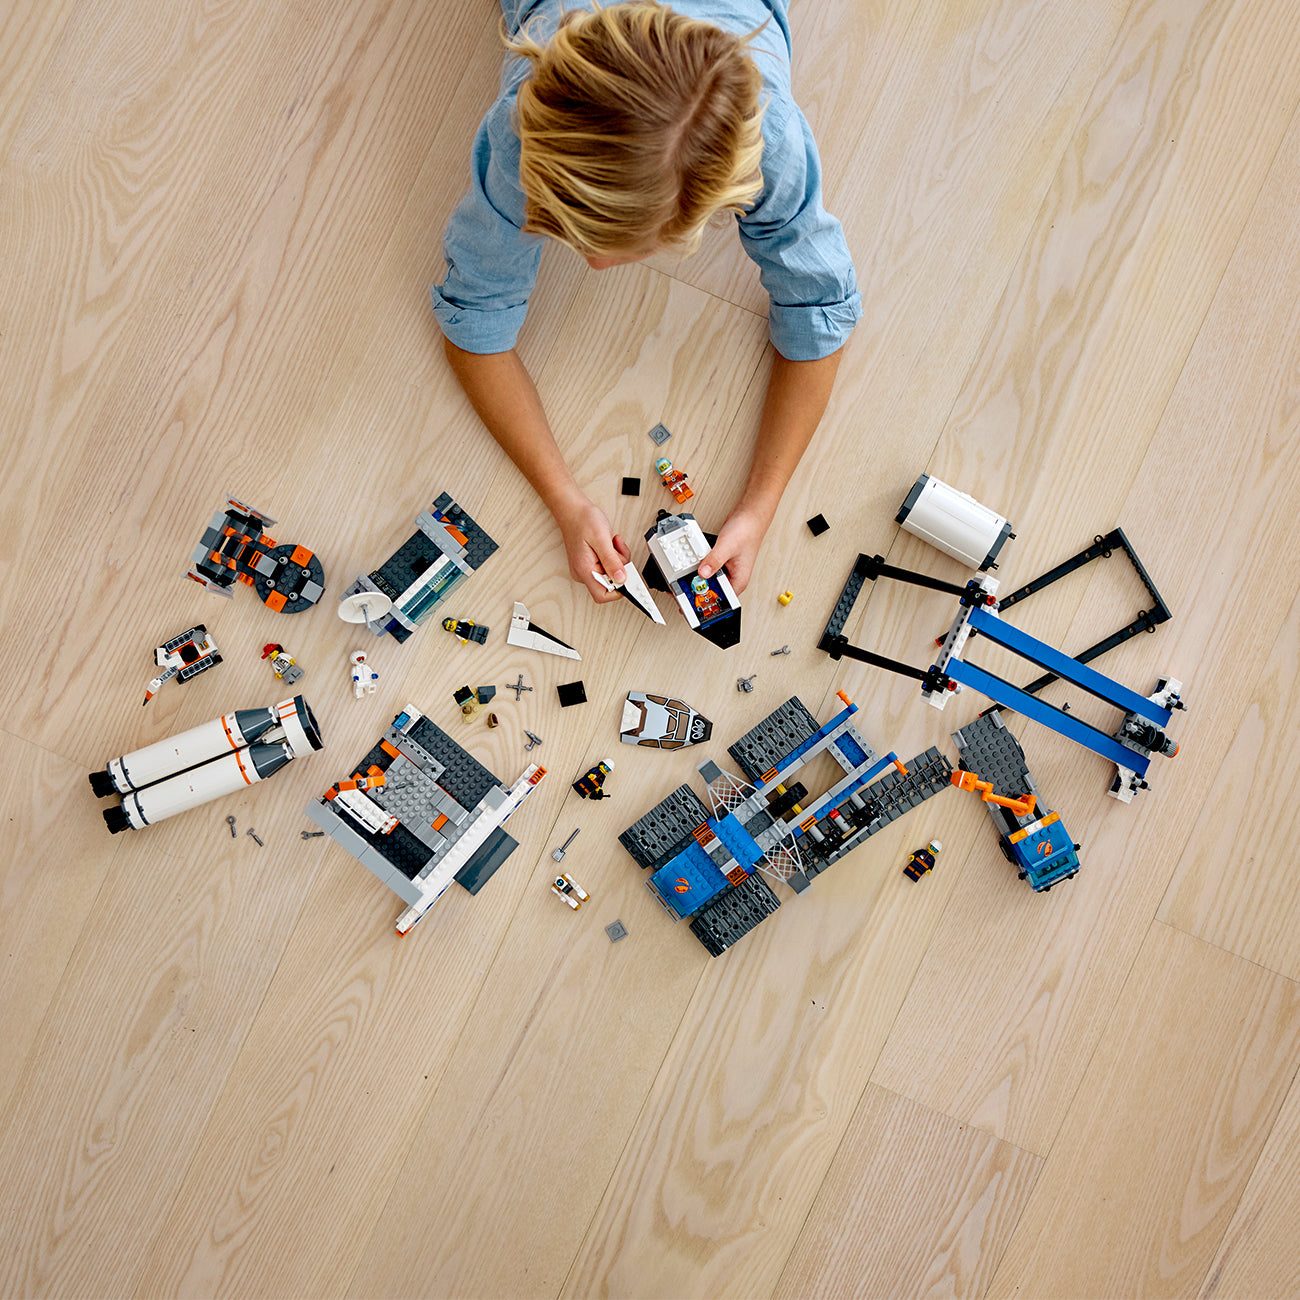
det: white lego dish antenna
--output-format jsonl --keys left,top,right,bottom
{"left": 338, "top": 591, "right": 394, "bottom": 635}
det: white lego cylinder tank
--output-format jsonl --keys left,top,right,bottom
{"left": 106, "top": 740, "right": 297, "bottom": 833}
{"left": 91, "top": 696, "right": 320, "bottom": 795}
{"left": 895, "top": 475, "right": 1014, "bottom": 571}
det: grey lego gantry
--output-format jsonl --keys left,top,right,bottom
{"left": 340, "top": 492, "right": 498, "bottom": 644}
{"left": 305, "top": 703, "right": 545, "bottom": 934}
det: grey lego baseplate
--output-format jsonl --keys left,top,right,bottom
{"left": 950, "top": 711, "right": 1046, "bottom": 834}
{"left": 618, "top": 783, "right": 711, "bottom": 872}
{"left": 727, "top": 697, "right": 821, "bottom": 783}
{"left": 689, "top": 873, "right": 782, "bottom": 957}
{"left": 786, "top": 746, "right": 954, "bottom": 891}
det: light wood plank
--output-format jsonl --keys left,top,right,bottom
{"left": 988, "top": 922, "right": 1300, "bottom": 1299}
{"left": 1158, "top": 584, "right": 1300, "bottom": 981}
{"left": 871, "top": 0, "right": 1300, "bottom": 1154}
{"left": 1197, "top": 1067, "right": 1300, "bottom": 1300}
{"left": 774, "top": 1087, "right": 1041, "bottom": 1300}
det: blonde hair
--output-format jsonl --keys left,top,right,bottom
{"left": 506, "top": 2, "right": 766, "bottom": 256}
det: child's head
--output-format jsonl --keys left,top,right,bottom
{"left": 507, "top": 1, "right": 766, "bottom": 260}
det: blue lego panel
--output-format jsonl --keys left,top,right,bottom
{"left": 712, "top": 812, "right": 763, "bottom": 872}
{"left": 967, "top": 606, "right": 1172, "bottom": 726}
{"left": 832, "top": 730, "right": 871, "bottom": 769}
{"left": 649, "top": 840, "right": 731, "bottom": 919}
{"left": 945, "top": 658, "right": 1151, "bottom": 777}
{"left": 762, "top": 703, "right": 856, "bottom": 786}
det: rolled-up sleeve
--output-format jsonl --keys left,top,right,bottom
{"left": 738, "top": 102, "right": 862, "bottom": 361}
{"left": 431, "top": 98, "right": 545, "bottom": 354}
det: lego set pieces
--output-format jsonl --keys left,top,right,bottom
{"left": 261, "top": 643, "right": 303, "bottom": 686}
{"left": 557, "top": 681, "right": 587, "bottom": 707}
{"left": 654, "top": 457, "right": 692, "bottom": 504}
{"left": 90, "top": 696, "right": 321, "bottom": 833}
{"left": 572, "top": 760, "right": 613, "bottom": 799}
{"left": 644, "top": 512, "right": 741, "bottom": 650}
{"left": 305, "top": 702, "right": 545, "bottom": 934}
{"left": 904, "top": 840, "right": 941, "bottom": 881}
{"left": 689, "top": 873, "right": 781, "bottom": 957}
{"left": 950, "top": 711, "right": 1079, "bottom": 891}
{"left": 350, "top": 651, "right": 378, "bottom": 698}
{"left": 442, "top": 617, "right": 489, "bottom": 645}
{"left": 1111, "top": 675, "right": 1186, "bottom": 802}
{"left": 187, "top": 497, "right": 325, "bottom": 614}
{"left": 591, "top": 560, "right": 666, "bottom": 625}
{"left": 507, "top": 602, "right": 581, "bottom": 660}
{"left": 339, "top": 492, "right": 497, "bottom": 643}
{"left": 551, "top": 873, "right": 589, "bottom": 909}
{"left": 620, "top": 693, "right": 713, "bottom": 749}
{"left": 618, "top": 782, "right": 712, "bottom": 872}
{"left": 646, "top": 422, "right": 672, "bottom": 446}
{"left": 896, "top": 474, "right": 1014, "bottom": 571}
{"left": 143, "top": 625, "right": 222, "bottom": 704}
{"left": 727, "top": 696, "right": 820, "bottom": 784}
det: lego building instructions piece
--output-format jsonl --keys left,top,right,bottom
{"left": 646, "top": 422, "right": 672, "bottom": 446}
{"left": 143, "top": 625, "right": 221, "bottom": 704}
{"left": 507, "top": 602, "right": 581, "bottom": 660}
{"left": 187, "top": 497, "right": 325, "bottom": 614}
{"left": 304, "top": 703, "right": 546, "bottom": 935}
{"left": 605, "top": 919, "right": 628, "bottom": 942}
{"left": 591, "top": 560, "right": 666, "bottom": 625}
{"left": 339, "top": 492, "right": 497, "bottom": 643}
{"left": 644, "top": 511, "right": 741, "bottom": 650}
{"left": 91, "top": 695, "right": 322, "bottom": 834}
{"left": 261, "top": 643, "right": 303, "bottom": 687}
{"left": 620, "top": 692, "right": 712, "bottom": 749}
{"left": 619, "top": 691, "right": 953, "bottom": 956}
{"left": 951, "top": 711, "right": 1080, "bottom": 891}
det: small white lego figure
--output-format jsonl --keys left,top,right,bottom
{"left": 350, "top": 650, "right": 378, "bottom": 698}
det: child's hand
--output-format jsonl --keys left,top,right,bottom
{"left": 554, "top": 492, "right": 632, "bottom": 602}
{"left": 696, "top": 504, "right": 771, "bottom": 595}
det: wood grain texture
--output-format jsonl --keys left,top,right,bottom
{"left": 1158, "top": 574, "right": 1300, "bottom": 981}
{"left": 4, "top": 0, "right": 1300, "bottom": 1294}
{"left": 871, "top": 0, "right": 1300, "bottom": 1155}
{"left": 987, "top": 922, "right": 1300, "bottom": 1300}
{"left": 1198, "top": 1065, "right": 1300, "bottom": 1300}
{"left": 774, "top": 1087, "right": 1041, "bottom": 1299}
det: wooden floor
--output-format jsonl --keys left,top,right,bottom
{"left": 3, "top": 0, "right": 1300, "bottom": 1295}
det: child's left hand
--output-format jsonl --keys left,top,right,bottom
{"left": 696, "top": 503, "right": 771, "bottom": 595}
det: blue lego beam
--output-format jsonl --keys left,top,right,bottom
{"left": 967, "top": 606, "right": 1171, "bottom": 726}
{"left": 944, "top": 658, "right": 1151, "bottom": 777}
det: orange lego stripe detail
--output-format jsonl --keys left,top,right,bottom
{"left": 691, "top": 823, "right": 710, "bottom": 846}
{"left": 289, "top": 544, "right": 312, "bottom": 566}
{"left": 432, "top": 813, "right": 448, "bottom": 831}
{"left": 234, "top": 749, "right": 253, "bottom": 785}
{"left": 446, "top": 525, "right": 468, "bottom": 545}
{"left": 530, "top": 767, "right": 547, "bottom": 782}
{"left": 221, "top": 716, "right": 239, "bottom": 750}
{"left": 799, "top": 815, "right": 817, "bottom": 832}
{"left": 265, "top": 591, "right": 287, "bottom": 613}
{"left": 380, "top": 740, "right": 400, "bottom": 758}
{"left": 762, "top": 766, "right": 779, "bottom": 784}
{"left": 726, "top": 865, "right": 748, "bottom": 886}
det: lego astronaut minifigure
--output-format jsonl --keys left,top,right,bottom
{"left": 350, "top": 650, "right": 378, "bottom": 698}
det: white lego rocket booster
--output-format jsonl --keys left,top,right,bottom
{"left": 89, "top": 696, "right": 322, "bottom": 833}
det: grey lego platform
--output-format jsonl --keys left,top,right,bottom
{"left": 617, "top": 783, "right": 711, "bottom": 872}
{"left": 950, "top": 711, "right": 1046, "bottom": 836}
{"left": 786, "top": 746, "right": 954, "bottom": 891}
{"left": 689, "top": 874, "right": 781, "bottom": 957}
{"left": 727, "top": 697, "right": 820, "bottom": 783}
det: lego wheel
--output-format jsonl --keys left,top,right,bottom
{"left": 254, "top": 544, "right": 326, "bottom": 614}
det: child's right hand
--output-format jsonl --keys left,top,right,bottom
{"left": 554, "top": 492, "right": 632, "bottom": 603}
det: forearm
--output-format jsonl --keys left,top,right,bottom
{"left": 443, "top": 338, "right": 582, "bottom": 515}
{"left": 741, "top": 347, "right": 844, "bottom": 523}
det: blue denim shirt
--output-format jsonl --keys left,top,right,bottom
{"left": 432, "top": 0, "right": 862, "bottom": 361}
